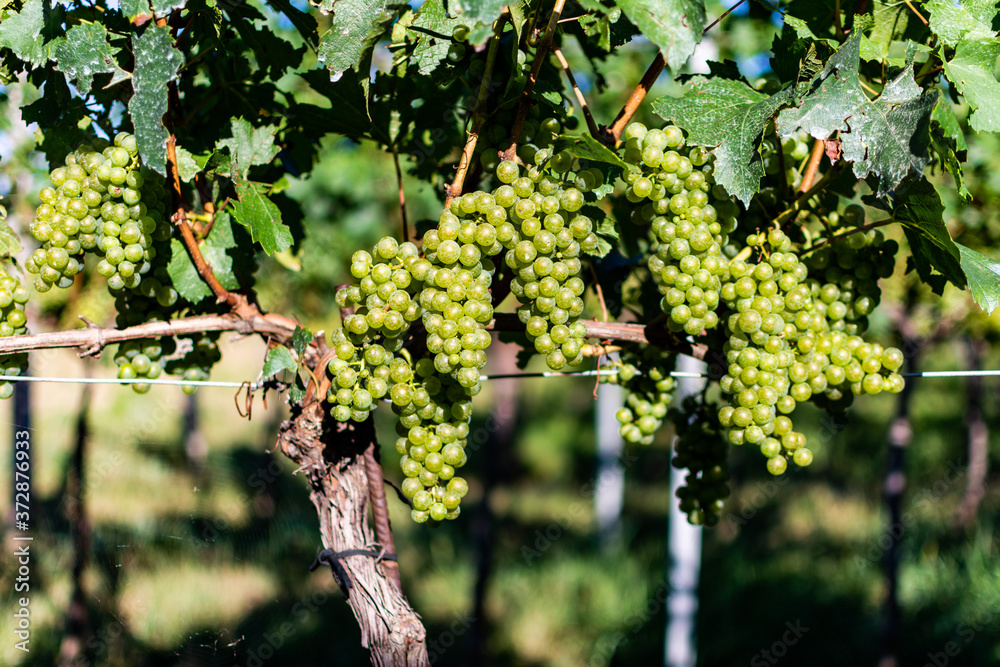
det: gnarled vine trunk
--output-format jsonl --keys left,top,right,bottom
{"left": 277, "top": 402, "right": 429, "bottom": 666}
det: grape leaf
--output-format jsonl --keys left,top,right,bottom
{"left": 151, "top": 0, "right": 186, "bottom": 15}
{"left": 941, "top": 38, "right": 1000, "bottom": 134}
{"left": 317, "top": 0, "right": 394, "bottom": 103}
{"left": 776, "top": 29, "right": 937, "bottom": 197}
{"left": 925, "top": 0, "right": 997, "bottom": 47}
{"left": 53, "top": 23, "right": 119, "bottom": 95}
{"left": 292, "top": 325, "right": 312, "bottom": 358}
{"left": 615, "top": 0, "right": 706, "bottom": 71}
{"left": 175, "top": 146, "right": 202, "bottom": 183}
{"left": 0, "top": 0, "right": 52, "bottom": 66}
{"left": 120, "top": 0, "right": 151, "bottom": 20}
{"left": 262, "top": 346, "right": 298, "bottom": 378}
{"left": 0, "top": 222, "right": 22, "bottom": 258}
{"left": 929, "top": 98, "right": 971, "bottom": 201}
{"left": 555, "top": 133, "right": 637, "bottom": 173}
{"left": 410, "top": 0, "right": 462, "bottom": 77}
{"left": 128, "top": 25, "right": 182, "bottom": 176}
{"left": 217, "top": 118, "right": 280, "bottom": 178}
{"left": 165, "top": 212, "right": 241, "bottom": 303}
{"left": 456, "top": 0, "right": 507, "bottom": 23}
{"left": 266, "top": 0, "right": 319, "bottom": 49}
{"left": 167, "top": 238, "right": 211, "bottom": 303}
{"left": 957, "top": 244, "right": 1000, "bottom": 314}
{"left": 887, "top": 178, "right": 966, "bottom": 291}
{"left": 652, "top": 76, "right": 796, "bottom": 205}
{"left": 230, "top": 179, "right": 293, "bottom": 255}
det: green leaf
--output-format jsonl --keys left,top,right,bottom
{"left": 292, "top": 325, "right": 312, "bottom": 358}
{"left": 262, "top": 346, "right": 298, "bottom": 379}
{"left": 0, "top": 0, "right": 52, "bottom": 66}
{"left": 151, "top": 0, "right": 186, "bottom": 15}
{"left": 175, "top": 146, "right": 203, "bottom": 183}
{"left": 53, "top": 23, "right": 119, "bottom": 95}
{"left": 164, "top": 212, "right": 242, "bottom": 303}
{"left": 230, "top": 179, "right": 293, "bottom": 255}
{"left": 891, "top": 178, "right": 967, "bottom": 290}
{"left": 120, "top": 0, "right": 151, "bottom": 20}
{"left": 128, "top": 25, "right": 182, "bottom": 176}
{"left": 410, "top": 0, "right": 462, "bottom": 77}
{"left": 296, "top": 68, "right": 381, "bottom": 141}
{"left": 653, "top": 76, "right": 796, "bottom": 205}
{"left": 166, "top": 238, "right": 212, "bottom": 303}
{"left": 942, "top": 38, "right": 1000, "bottom": 134}
{"left": 929, "top": 98, "right": 971, "bottom": 201}
{"left": 958, "top": 244, "right": 1000, "bottom": 314}
{"left": 925, "top": 0, "right": 996, "bottom": 47}
{"left": 217, "top": 118, "right": 280, "bottom": 178}
{"left": 199, "top": 211, "right": 241, "bottom": 291}
{"left": 555, "top": 133, "right": 637, "bottom": 173}
{"left": 615, "top": 0, "right": 706, "bottom": 71}
{"left": 776, "top": 29, "right": 937, "bottom": 196}
{"left": 316, "top": 0, "right": 394, "bottom": 104}
{"left": 0, "top": 222, "right": 22, "bottom": 258}
{"left": 289, "top": 373, "right": 307, "bottom": 404}
{"left": 456, "top": 0, "right": 506, "bottom": 23}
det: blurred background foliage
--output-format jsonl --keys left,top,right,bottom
{"left": 1, "top": 1, "right": 999, "bottom": 666}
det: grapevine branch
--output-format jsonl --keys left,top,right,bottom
{"left": 0, "top": 313, "right": 707, "bottom": 362}
{"left": 0, "top": 314, "right": 298, "bottom": 355}
{"left": 798, "top": 140, "right": 826, "bottom": 193}
{"left": 501, "top": 0, "right": 566, "bottom": 161}
{"left": 604, "top": 1, "right": 746, "bottom": 146}
{"left": 445, "top": 17, "right": 506, "bottom": 206}
{"left": 553, "top": 48, "right": 599, "bottom": 138}
{"left": 604, "top": 52, "right": 664, "bottom": 146}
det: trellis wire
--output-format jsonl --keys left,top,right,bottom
{"left": 0, "top": 368, "right": 995, "bottom": 389}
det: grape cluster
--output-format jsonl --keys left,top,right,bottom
{"left": 804, "top": 219, "right": 897, "bottom": 336}
{"left": 600, "top": 348, "right": 675, "bottom": 446}
{"left": 0, "top": 267, "right": 30, "bottom": 399}
{"left": 491, "top": 161, "right": 596, "bottom": 369}
{"left": 26, "top": 133, "right": 172, "bottom": 296}
{"left": 762, "top": 130, "right": 811, "bottom": 192}
{"left": 716, "top": 230, "right": 905, "bottom": 474}
{"left": 619, "top": 122, "right": 736, "bottom": 335}
{"left": 330, "top": 239, "right": 424, "bottom": 423}
{"left": 166, "top": 334, "right": 222, "bottom": 394}
{"left": 671, "top": 395, "right": 729, "bottom": 527}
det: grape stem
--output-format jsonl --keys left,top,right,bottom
{"left": 501, "top": 0, "right": 567, "bottom": 162}
{"left": 798, "top": 139, "right": 826, "bottom": 193}
{"left": 552, "top": 48, "right": 600, "bottom": 139}
{"left": 603, "top": 0, "right": 747, "bottom": 146}
{"left": 604, "top": 52, "right": 665, "bottom": 146}
{"left": 774, "top": 160, "right": 845, "bottom": 227}
{"left": 801, "top": 217, "right": 896, "bottom": 256}
{"left": 445, "top": 16, "right": 506, "bottom": 207}
{"left": 391, "top": 147, "right": 410, "bottom": 243}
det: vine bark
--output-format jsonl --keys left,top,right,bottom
{"left": 277, "top": 401, "right": 429, "bottom": 666}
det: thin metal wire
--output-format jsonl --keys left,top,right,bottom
{"left": 0, "top": 368, "right": 995, "bottom": 389}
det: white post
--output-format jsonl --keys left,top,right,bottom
{"left": 664, "top": 355, "right": 706, "bottom": 667}
{"left": 595, "top": 380, "right": 626, "bottom": 548}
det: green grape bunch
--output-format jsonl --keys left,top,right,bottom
{"left": 0, "top": 266, "right": 30, "bottom": 400}
{"left": 619, "top": 122, "right": 738, "bottom": 337}
{"left": 600, "top": 347, "right": 676, "bottom": 446}
{"left": 26, "top": 132, "right": 174, "bottom": 300}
